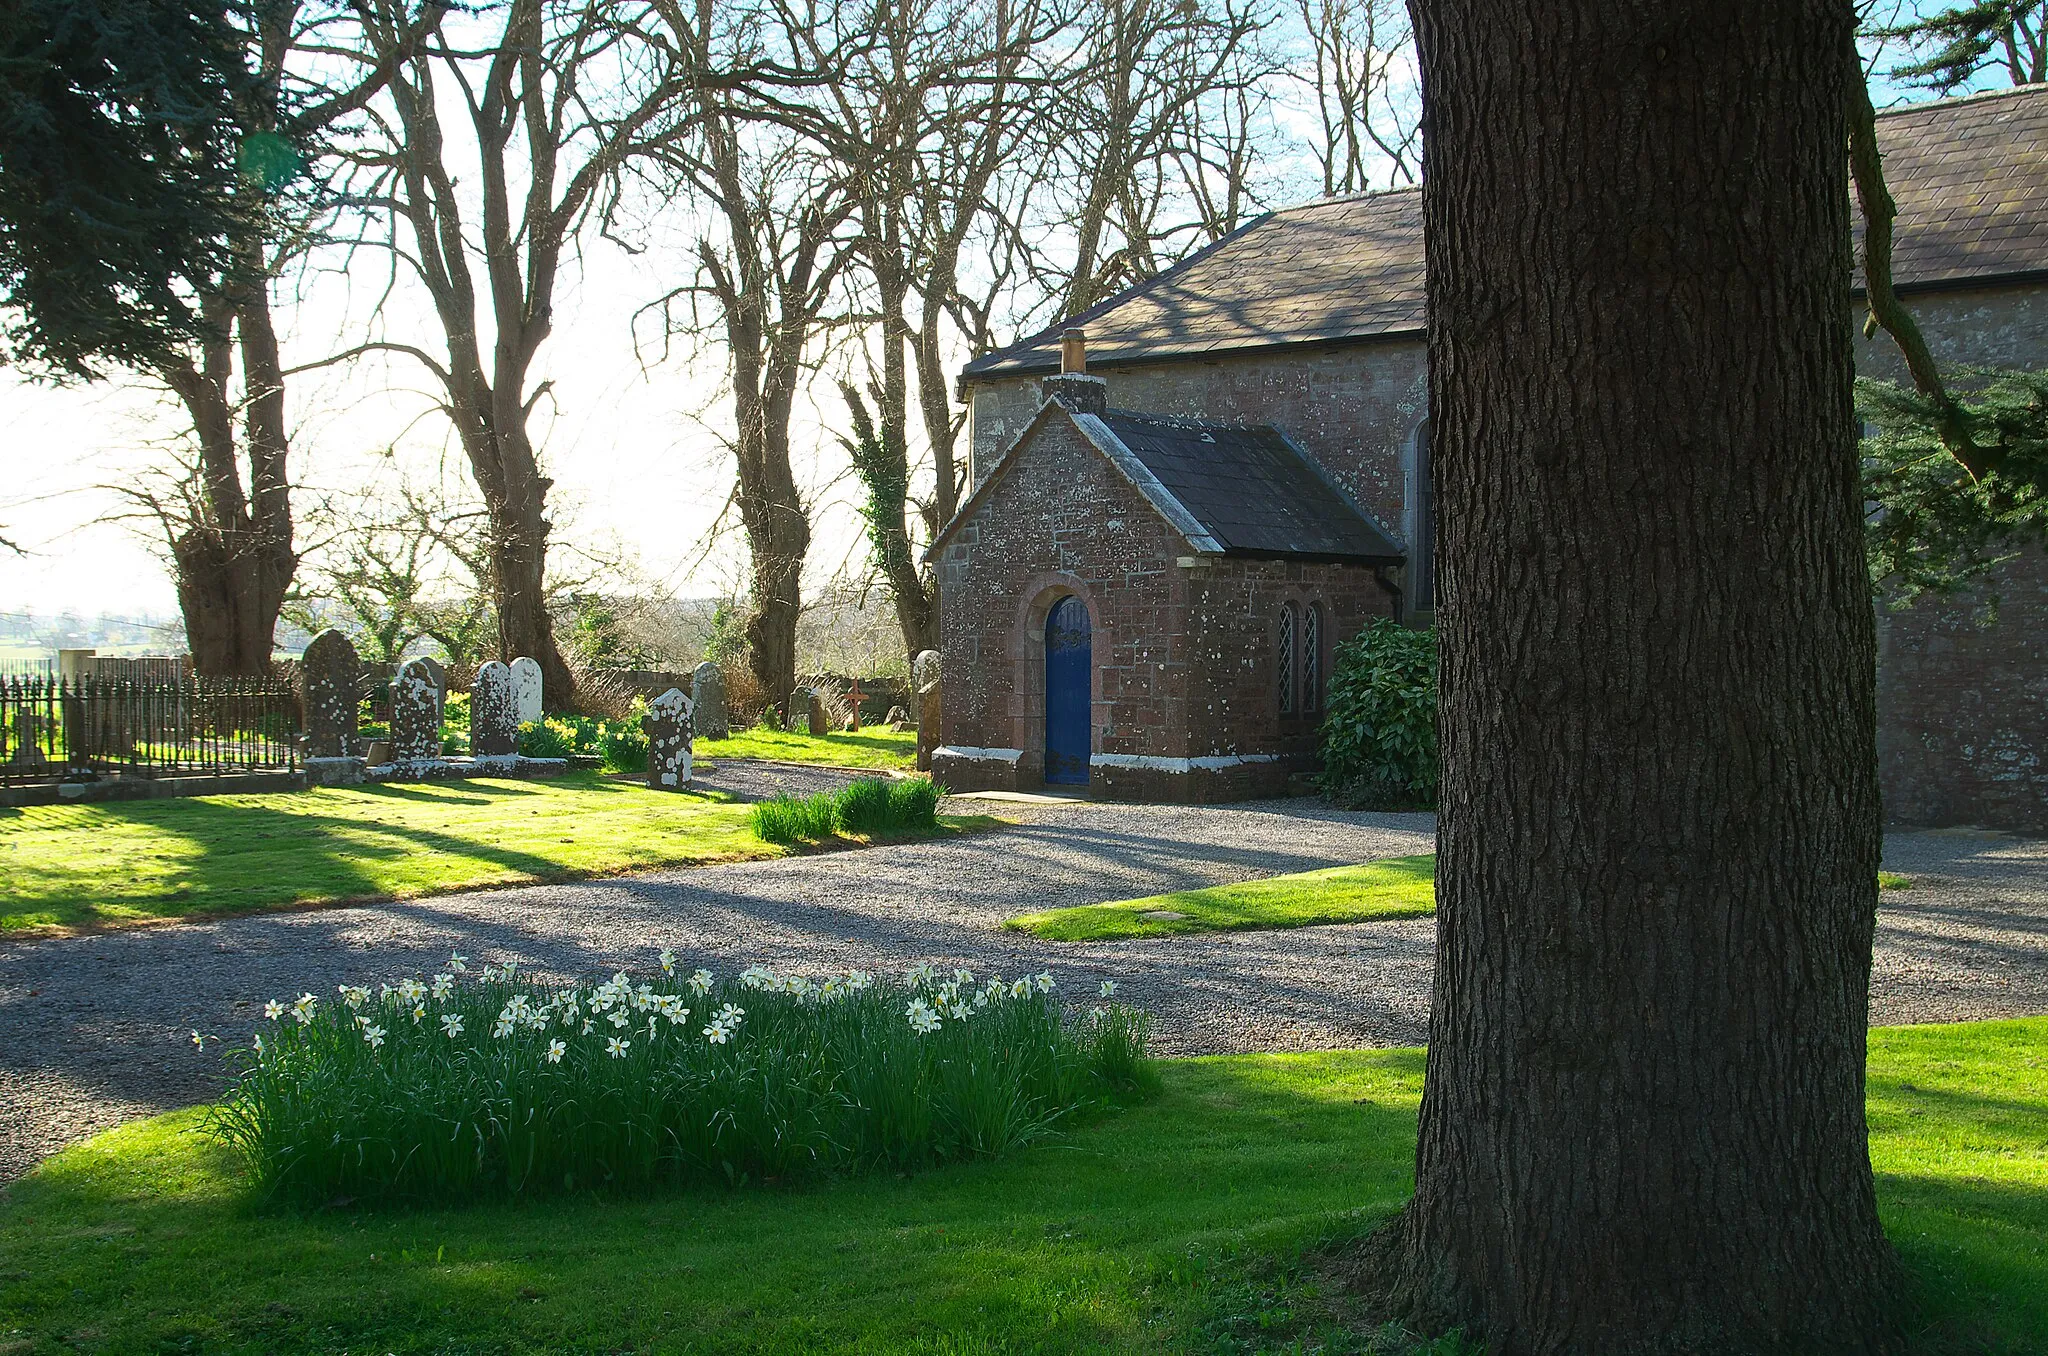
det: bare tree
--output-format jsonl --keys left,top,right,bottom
{"left": 1293, "top": 0, "right": 1419, "bottom": 194}
{"left": 636, "top": 0, "right": 864, "bottom": 701}
{"left": 129, "top": 1, "right": 434, "bottom": 675}
{"left": 1046, "top": 0, "right": 1275, "bottom": 317}
{"left": 352, "top": 0, "right": 695, "bottom": 703}
{"left": 812, "top": 0, "right": 1060, "bottom": 662}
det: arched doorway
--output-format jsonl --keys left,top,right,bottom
{"left": 1044, "top": 595, "right": 1091, "bottom": 785}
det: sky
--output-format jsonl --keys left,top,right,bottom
{"left": 0, "top": 5, "right": 1981, "bottom": 629}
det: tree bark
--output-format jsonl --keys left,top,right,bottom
{"left": 1359, "top": 2, "right": 1899, "bottom": 1351}
{"left": 159, "top": 267, "right": 296, "bottom": 677}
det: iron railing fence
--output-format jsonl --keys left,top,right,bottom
{"left": 0, "top": 674, "right": 299, "bottom": 786}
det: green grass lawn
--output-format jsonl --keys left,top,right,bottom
{"left": 0, "top": 772, "right": 977, "bottom": 935}
{"left": 0, "top": 1019, "right": 2040, "bottom": 1354}
{"left": 1007, "top": 855, "right": 1439, "bottom": 941}
{"left": 1011, "top": 856, "right": 1918, "bottom": 942}
{"left": 696, "top": 725, "right": 917, "bottom": 770}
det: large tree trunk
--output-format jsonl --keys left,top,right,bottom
{"left": 160, "top": 273, "right": 297, "bottom": 678}
{"left": 1361, "top": 2, "right": 1898, "bottom": 1351}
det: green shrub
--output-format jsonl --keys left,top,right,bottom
{"left": 883, "top": 776, "right": 941, "bottom": 832}
{"left": 600, "top": 725, "right": 650, "bottom": 774}
{"left": 517, "top": 718, "right": 577, "bottom": 760}
{"left": 208, "top": 959, "right": 1153, "bottom": 1204}
{"left": 753, "top": 777, "right": 943, "bottom": 844}
{"left": 751, "top": 791, "right": 840, "bottom": 844}
{"left": 833, "top": 777, "right": 893, "bottom": 834}
{"left": 1319, "top": 618, "right": 1438, "bottom": 809}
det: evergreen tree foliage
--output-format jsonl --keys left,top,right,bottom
{"left": 1874, "top": 1, "right": 2046, "bottom": 93}
{"left": 0, "top": 0, "right": 249, "bottom": 376}
{"left": 1859, "top": 368, "right": 2048, "bottom": 600}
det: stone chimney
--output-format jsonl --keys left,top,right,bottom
{"left": 1041, "top": 327, "right": 1106, "bottom": 416}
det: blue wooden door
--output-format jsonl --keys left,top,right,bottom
{"left": 1044, "top": 596, "right": 1092, "bottom": 786}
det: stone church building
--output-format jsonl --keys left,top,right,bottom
{"left": 929, "top": 85, "right": 2048, "bottom": 830}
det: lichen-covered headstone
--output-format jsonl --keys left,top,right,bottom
{"left": 690, "top": 661, "right": 728, "bottom": 740}
{"left": 510, "top": 656, "right": 544, "bottom": 725}
{"left": 643, "top": 686, "right": 694, "bottom": 789}
{"left": 912, "top": 649, "right": 942, "bottom": 772}
{"left": 390, "top": 657, "right": 443, "bottom": 764}
{"left": 472, "top": 660, "right": 518, "bottom": 756}
{"left": 301, "top": 629, "right": 360, "bottom": 758}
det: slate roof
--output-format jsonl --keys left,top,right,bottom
{"left": 924, "top": 401, "right": 1405, "bottom": 564}
{"left": 963, "top": 84, "right": 2048, "bottom": 381}
{"left": 1100, "top": 411, "right": 1403, "bottom": 561}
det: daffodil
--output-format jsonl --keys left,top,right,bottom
{"left": 448, "top": 952, "right": 468, "bottom": 975}
{"left": 688, "top": 968, "right": 713, "bottom": 994}
{"left": 431, "top": 974, "right": 455, "bottom": 1000}
{"left": 659, "top": 948, "right": 676, "bottom": 974}
{"left": 1099, "top": 980, "right": 1119, "bottom": 998}
{"left": 362, "top": 1024, "right": 387, "bottom": 1050}
{"left": 263, "top": 1000, "right": 284, "bottom": 1021}
{"left": 190, "top": 1030, "right": 207, "bottom": 1050}
{"left": 905, "top": 999, "right": 941, "bottom": 1035}
{"left": 545, "top": 1039, "right": 566, "bottom": 1063}
{"left": 606, "top": 1036, "right": 629, "bottom": 1058}
{"left": 441, "top": 1013, "right": 465, "bottom": 1039}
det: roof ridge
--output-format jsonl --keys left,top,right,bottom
{"left": 1269, "top": 184, "right": 1424, "bottom": 214}
{"left": 1875, "top": 81, "right": 2048, "bottom": 118}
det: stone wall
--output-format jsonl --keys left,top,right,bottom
{"left": 967, "top": 340, "right": 1428, "bottom": 532}
{"left": 1859, "top": 283, "right": 2048, "bottom": 833}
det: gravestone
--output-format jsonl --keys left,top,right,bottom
{"left": 390, "top": 657, "right": 443, "bottom": 764}
{"left": 690, "top": 661, "right": 728, "bottom": 740}
{"left": 510, "top": 656, "right": 544, "bottom": 725}
{"left": 791, "top": 687, "right": 829, "bottom": 737}
{"left": 643, "top": 687, "right": 694, "bottom": 789}
{"left": 301, "top": 630, "right": 360, "bottom": 758}
{"left": 415, "top": 655, "right": 447, "bottom": 723}
{"left": 912, "top": 649, "right": 942, "bottom": 772}
{"left": 471, "top": 660, "right": 518, "bottom": 756}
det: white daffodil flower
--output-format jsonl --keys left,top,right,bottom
{"left": 606, "top": 1036, "right": 629, "bottom": 1058}
{"left": 441, "top": 1014, "right": 465, "bottom": 1039}
{"left": 545, "top": 1039, "right": 566, "bottom": 1063}
{"left": 263, "top": 1000, "right": 284, "bottom": 1021}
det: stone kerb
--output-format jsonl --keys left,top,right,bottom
{"left": 472, "top": 661, "right": 519, "bottom": 757}
{"left": 912, "top": 649, "right": 941, "bottom": 772}
{"left": 690, "top": 661, "right": 728, "bottom": 740}
{"left": 389, "top": 658, "right": 444, "bottom": 766}
{"left": 510, "top": 656, "right": 543, "bottom": 725}
{"left": 644, "top": 687, "right": 695, "bottom": 789}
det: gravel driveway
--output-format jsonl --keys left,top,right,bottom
{"left": 3, "top": 791, "right": 2044, "bottom": 1185}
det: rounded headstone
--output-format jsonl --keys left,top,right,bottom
{"left": 643, "top": 687, "right": 694, "bottom": 789}
{"left": 472, "top": 660, "right": 518, "bottom": 756}
{"left": 690, "top": 660, "right": 729, "bottom": 740}
{"left": 509, "top": 656, "right": 544, "bottom": 725}
{"left": 413, "top": 655, "right": 448, "bottom": 723}
{"left": 300, "top": 629, "right": 361, "bottom": 758}
{"left": 390, "top": 657, "right": 444, "bottom": 765}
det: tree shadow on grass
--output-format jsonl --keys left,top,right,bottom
{"left": 5, "top": 778, "right": 747, "bottom": 931}
{"left": 0, "top": 1053, "right": 1428, "bottom": 1354}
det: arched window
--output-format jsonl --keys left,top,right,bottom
{"left": 1278, "top": 603, "right": 1297, "bottom": 715}
{"left": 1302, "top": 603, "right": 1323, "bottom": 714}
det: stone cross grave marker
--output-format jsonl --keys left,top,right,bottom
{"left": 301, "top": 629, "right": 360, "bottom": 758}
{"left": 510, "top": 656, "right": 544, "bottom": 725}
{"left": 390, "top": 657, "right": 444, "bottom": 764}
{"left": 912, "top": 649, "right": 941, "bottom": 772}
{"left": 472, "top": 660, "right": 519, "bottom": 756}
{"left": 644, "top": 686, "right": 694, "bottom": 789}
{"left": 690, "top": 660, "right": 728, "bottom": 740}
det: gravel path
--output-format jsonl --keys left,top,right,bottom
{"left": 3, "top": 791, "right": 2044, "bottom": 1185}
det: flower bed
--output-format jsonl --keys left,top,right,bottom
{"left": 208, "top": 955, "right": 1153, "bottom": 1204}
